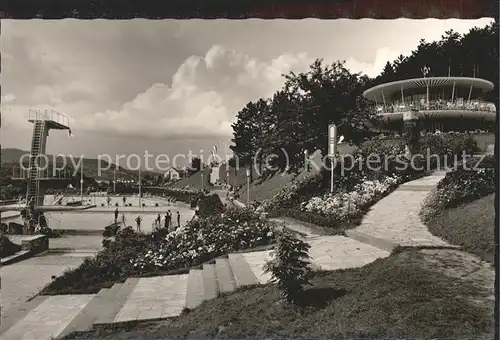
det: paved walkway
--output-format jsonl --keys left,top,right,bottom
{"left": 1, "top": 253, "right": 87, "bottom": 313}
{"left": 347, "top": 173, "right": 455, "bottom": 248}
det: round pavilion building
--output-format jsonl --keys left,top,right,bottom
{"left": 363, "top": 76, "right": 496, "bottom": 134}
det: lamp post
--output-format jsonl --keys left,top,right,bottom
{"left": 138, "top": 168, "right": 142, "bottom": 207}
{"left": 80, "top": 161, "right": 84, "bottom": 203}
{"left": 246, "top": 167, "right": 250, "bottom": 206}
{"left": 328, "top": 124, "right": 338, "bottom": 194}
{"left": 113, "top": 168, "right": 116, "bottom": 193}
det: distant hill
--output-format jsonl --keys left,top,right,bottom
{"left": 1, "top": 148, "right": 161, "bottom": 181}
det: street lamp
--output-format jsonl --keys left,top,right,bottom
{"left": 246, "top": 167, "right": 250, "bottom": 206}
{"left": 328, "top": 124, "right": 337, "bottom": 193}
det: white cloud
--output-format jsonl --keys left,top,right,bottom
{"left": 344, "top": 47, "right": 403, "bottom": 78}
{"left": 73, "top": 45, "right": 315, "bottom": 139}
{"left": 1, "top": 94, "right": 15, "bottom": 102}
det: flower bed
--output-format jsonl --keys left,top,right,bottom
{"left": 42, "top": 207, "right": 277, "bottom": 295}
{"left": 293, "top": 176, "right": 401, "bottom": 230}
{"left": 134, "top": 207, "right": 276, "bottom": 271}
{"left": 421, "top": 160, "right": 495, "bottom": 223}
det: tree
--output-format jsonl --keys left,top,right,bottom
{"left": 281, "top": 59, "right": 375, "bottom": 170}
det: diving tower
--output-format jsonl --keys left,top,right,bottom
{"left": 25, "top": 109, "right": 71, "bottom": 208}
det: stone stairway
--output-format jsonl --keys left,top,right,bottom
{"left": 0, "top": 241, "right": 389, "bottom": 339}
{"left": 0, "top": 252, "right": 270, "bottom": 340}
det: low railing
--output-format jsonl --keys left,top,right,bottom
{"left": 28, "top": 109, "right": 70, "bottom": 127}
{"left": 374, "top": 100, "right": 496, "bottom": 114}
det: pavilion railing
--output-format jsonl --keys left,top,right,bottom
{"left": 374, "top": 100, "right": 496, "bottom": 114}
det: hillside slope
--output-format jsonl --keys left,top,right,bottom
{"left": 1, "top": 148, "right": 160, "bottom": 181}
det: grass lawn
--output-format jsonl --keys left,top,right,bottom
{"left": 64, "top": 248, "right": 494, "bottom": 340}
{"left": 426, "top": 194, "right": 494, "bottom": 263}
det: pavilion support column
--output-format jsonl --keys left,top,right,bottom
{"left": 426, "top": 83, "right": 429, "bottom": 105}
{"left": 400, "top": 85, "right": 405, "bottom": 105}
{"left": 467, "top": 84, "right": 473, "bottom": 102}
{"left": 381, "top": 90, "right": 387, "bottom": 111}
{"left": 451, "top": 82, "right": 456, "bottom": 102}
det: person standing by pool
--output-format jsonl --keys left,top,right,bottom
{"left": 167, "top": 210, "right": 172, "bottom": 229}
{"left": 114, "top": 208, "right": 119, "bottom": 223}
{"left": 135, "top": 214, "right": 142, "bottom": 232}
{"left": 156, "top": 213, "right": 161, "bottom": 228}
{"left": 164, "top": 213, "right": 168, "bottom": 229}
{"left": 107, "top": 196, "right": 111, "bottom": 207}
{"left": 176, "top": 211, "right": 181, "bottom": 228}
{"left": 123, "top": 196, "right": 126, "bottom": 206}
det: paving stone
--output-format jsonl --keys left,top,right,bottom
{"left": 241, "top": 250, "right": 273, "bottom": 284}
{"left": 349, "top": 174, "right": 456, "bottom": 249}
{"left": 202, "top": 264, "right": 219, "bottom": 300}
{"left": 113, "top": 275, "right": 189, "bottom": 322}
{"left": 228, "top": 253, "right": 259, "bottom": 287}
{"left": 215, "top": 258, "right": 237, "bottom": 294}
{"left": 1, "top": 295, "right": 94, "bottom": 340}
{"left": 185, "top": 269, "right": 204, "bottom": 309}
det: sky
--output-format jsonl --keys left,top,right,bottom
{"left": 1, "top": 18, "right": 494, "bottom": 170}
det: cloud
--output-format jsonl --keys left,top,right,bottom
{"left": 344, "top": 47, "right": 403, "bottom": 78}
{"left": 74, "top": 45, "right": 315, "bottom": 140}
{"left": 1, "top": 94, "right": 15, "bottom": 102}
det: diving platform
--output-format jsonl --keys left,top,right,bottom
{"left": 28, "top": 109, "right": 70, "bottom": 130}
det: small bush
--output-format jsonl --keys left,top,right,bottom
{"left": 421, "top": 166, "right": 495, "bottom": 223}
{"left": 196, "top": 194, "right": 224, "bottom": 218}
{"left": 103, "top": 223, "right": 121, "bottom": 238}
{"left": 263, "top": 229, "right": 312, "bottom": 304}
{"left": 0, "top": 235, "right": 21, "bottom": 258}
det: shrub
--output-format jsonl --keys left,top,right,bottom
{"left": 0, "top": 235, "right": 21, "bottom": 258}
{"left": 103, "top": 223, "right": 121, "bottom": 238}
{"left": 421, "top": 166, "right": 495, "bottom": 223}
{"left": 263, "top": 229, "right": 312, "bottom": 304}
{"left": 196, "top": 193, "right": 224, "bottom": 218}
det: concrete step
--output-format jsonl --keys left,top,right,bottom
{"left": 202, "top": 263, "right": 219, "bottom": 300}
{"left": 240, "top": 250, "right": 273, "bottom": 284}
{"left": 57, "top": 288, "right": 112, "bottom": 338}
{"left": 215, "top": 258, "right": 237, "bottom": 294}
{"left": 228, "top": 253, "right": 259, "bottom": 287}
{"left": 0, "top": 295, "right": 48, "bottom": 336}
{"left": 185, "top": 269, "right": 204, "bottom": 309}
{"left": 93, "top": 279, "right": 139, "bottom": 327}
{"left": 1, "top": 294, "right": 95, "bottom": 340}
{"left": 113, "top": 275, "right": 189, "bottom": 323}
{"left": 345, "top": 229, "right": 399, "bottom": 252}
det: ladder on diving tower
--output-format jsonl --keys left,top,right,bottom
{"left": 26, "top": 120, "right": 46, "bottom": 206}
